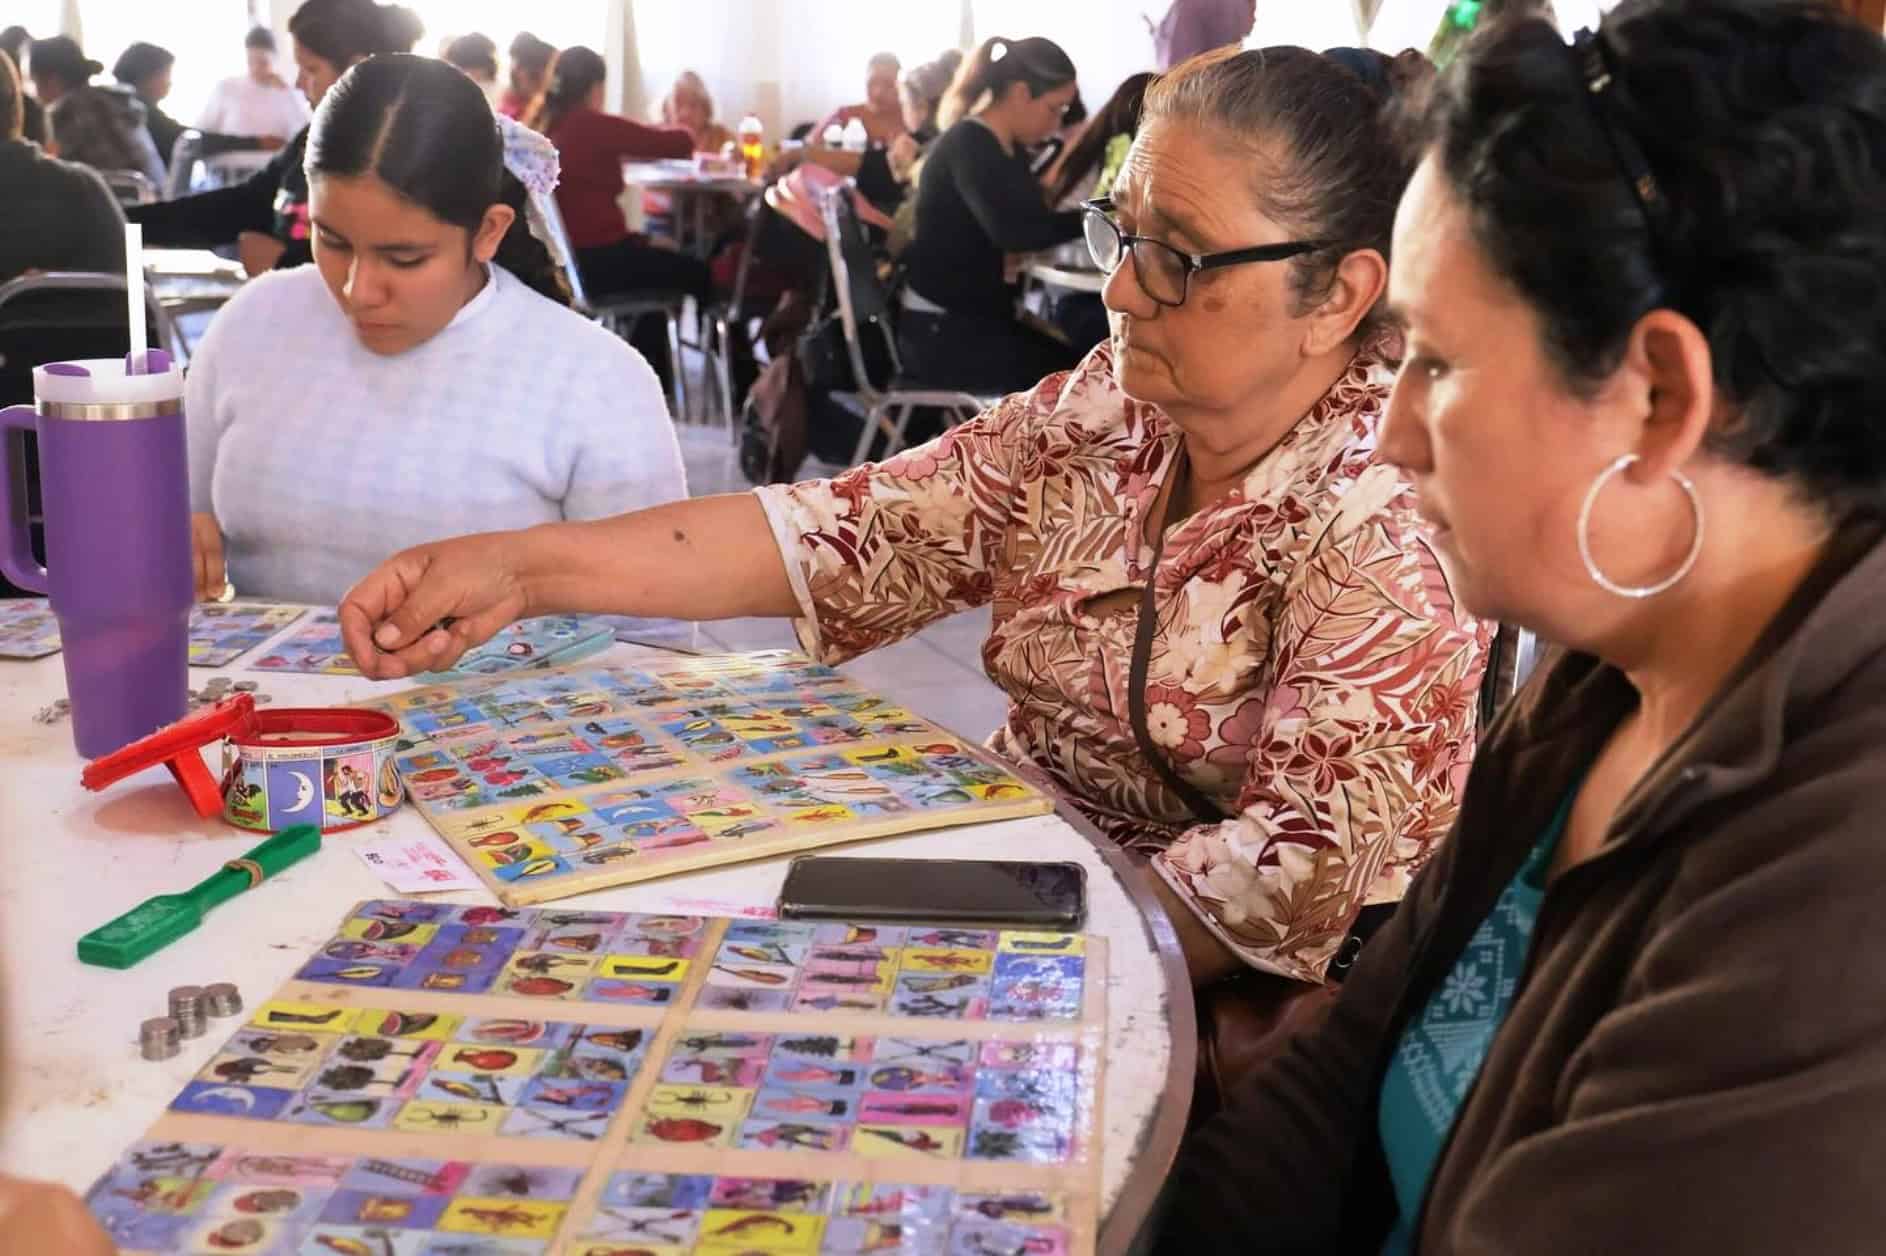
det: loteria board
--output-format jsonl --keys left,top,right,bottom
{"left": 0, "top": 599, "right": 303, "bottom": 666}
{"left": 84, "top": 898, "right": 1106, "bottom": 1255}
{"left": 362, "top": 652, "right": 1053, "bottom": 908}
{"left": 248, "top": 614, "right": 617, "bottom": 679}
{"left": 190, "top": 604, "right": 309, "bottom": 667}
{"left": 0, "top": 596, "right": 60, "bottom": 659}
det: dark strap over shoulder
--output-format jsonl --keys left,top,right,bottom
{"left": 1126, "top": 451, "right": 1229, "bottom": 825}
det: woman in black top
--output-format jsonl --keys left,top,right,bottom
{"left": 898, "top": 35, "right": 1084, "bottom": 395}
{"left": 126, "top": 0, "right": 420, "bottom": 275}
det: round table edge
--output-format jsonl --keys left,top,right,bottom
{"left": 1013, "top": 762, "right": 1196, "bottom": 1256}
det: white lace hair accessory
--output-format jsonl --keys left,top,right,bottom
{"left": 494, "top": 113, "right": 573, "bottom": 276}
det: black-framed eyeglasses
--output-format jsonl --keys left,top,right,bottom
{"left": 1082, "top": 198, "right": 1329, "bottom": 308}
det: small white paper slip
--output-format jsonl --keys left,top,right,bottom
{"left": 354, "top": 833, "right": 482, "bottom": 894}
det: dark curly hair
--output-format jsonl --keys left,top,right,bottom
{"left": 1142, "top": 45, "right": 1433, "bottom": 338}
{"left": 309, "top": 54, "right": 570, "bottom": 306}
{"left": 1410, "top": 0, "right": 1886, "bottom": 517}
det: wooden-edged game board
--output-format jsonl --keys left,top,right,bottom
{"left": 361, "top": 651, "right": 1054, "bottom": 908}
{"left": 84, "top": 898, "right": 1106, "bottom": 1255}
{"left": 0, "top": 599, "right": 304, "bottom": 665}
{"left": 0, "top": 597, "right": 59, "bottom": 659}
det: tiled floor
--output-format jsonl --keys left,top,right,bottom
{"left": 674, "top": 421, "right": 1013, "bottom": 742}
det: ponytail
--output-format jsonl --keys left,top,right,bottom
{"left": 938, "top": 34, "right": 1075, "bottom": 131}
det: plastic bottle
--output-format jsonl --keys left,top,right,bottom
{"left": 737, "top": 113, "right": 765, "bottom": 180}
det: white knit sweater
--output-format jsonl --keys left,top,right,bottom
{"left": 186, "top": 263, "right": 687, "bottom": 605}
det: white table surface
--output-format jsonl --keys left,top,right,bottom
{"left": 622, "top": 160, "right": 764, "bottom": 195}
{"left": 0, "top": 639, "right": 1192, "bottom": 1252}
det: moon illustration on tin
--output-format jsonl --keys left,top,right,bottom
{"left": 195, "top": 1087, "right": 258, "bottom": 1113}
{"left": 287, "top": 772, "right": 315, "bottom": 813}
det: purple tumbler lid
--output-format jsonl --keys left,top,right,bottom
{"left": 125, "top": 349, "right": 173, "bottom": 375}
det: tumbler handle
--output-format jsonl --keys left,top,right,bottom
{"left": 0, "top": 406, "right": 48, "bottom": 594}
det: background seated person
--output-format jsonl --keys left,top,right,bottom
{"left": 0, "top": 47, "right": 124, "bottom": 287}
{"left": 817, "top": 50, "right": 906, "bottom": 148}
{"left": 527, "top": 45, "right": 705, "bottom": 397}
{"left": 27, "top": 35, "right": 164, "bottom": 187}
{"left": 197, "top": 26, "right": 310, "bottom": 145}
{"left": 0, "top": 28, "right": 47, "bottom": 145}
{"left": 336, "top": 50, "right": 1491, "bottom": 1079}
{"left": 111, "top": 42, "right": 283, "bottom": 176}
{"left": 442, "top": 32, "right": 502, "bottom": 109}
{"left": 127, "top": 0, "right": 423, "bottom": 275}
{"left": 1164, "top": 2, "right": 1886, "bottom": 1251}
{"left": 897, "top": 35, "right": 1086, "bottom": 395}
{"left": 498, "top": 31, "right": 554, "bottom": 120}
{"left": 187, "top": 56, "right": 686, "bottom": 606}
{"left": 775, "top": 47, "right": 962, "bottom": 221}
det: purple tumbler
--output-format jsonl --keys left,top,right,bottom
{"left": 0, "top": 352, "right": 191, "bottom": 757}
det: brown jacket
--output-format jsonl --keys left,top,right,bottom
{"left": 1162, "top": 522, "right": 1886, "bottom": 1253}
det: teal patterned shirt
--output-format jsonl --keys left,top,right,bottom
{"left": 1376, "top": 785, "right": 1579, "bottom": 1253}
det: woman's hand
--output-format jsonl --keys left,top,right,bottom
{"left": 0, "top": 1174, "right": 115, "bottom": 1256}
{"left": 191, "top": 511, "right": 227, "bottom": 602}
{"left": 338, "top": 531, "right": 533, "bottom": 680}
{"left": 236, "top": 231, "right": 286, "bottom": 276}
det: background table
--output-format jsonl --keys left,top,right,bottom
{"left": 0, "top": 638, "right": 1193, "bottom": 1253}
{"left": 623, "top": 160, "right": 764, "bottom": 256}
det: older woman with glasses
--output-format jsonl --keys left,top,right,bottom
{"left": 334, "top": 46, "right": 1489, "bottom": 1055}
{"left": 1164, "top": 1, "right": 1886, "bottom": 1251}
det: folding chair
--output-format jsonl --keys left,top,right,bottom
{"left": 697, "top": 204, "right": 769, "bottom": 435}
{"left": 100, "top": 169, "right": 157, "bottom": 206}
{"left": 536, "top": 192, "right": 690, "bottom": 422}
{"left": 0, "top": 271, "right": 184, "bottom": 370}
{"left": 163, "top": 131, "right": 204, "bottom": 200}
{"left": 816, "top": 187, "right": 992, "bottom": 467}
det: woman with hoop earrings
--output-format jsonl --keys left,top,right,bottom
{"left": 1163, "top": 1, "right": 1886, "bottom": 1251}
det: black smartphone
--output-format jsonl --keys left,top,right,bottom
{"left": 777, "top": 856, "right": 1087, "bottom": 929}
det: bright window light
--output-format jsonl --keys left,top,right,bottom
{"left": 1252, "top": 3, "right": 1362, "bottom": 50}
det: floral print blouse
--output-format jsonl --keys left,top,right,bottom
{"left": 753, "top": 338, "right": 1490, "bottom": 981}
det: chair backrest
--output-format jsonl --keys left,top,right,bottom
{"left": 531, "top": 192, "right": 592, "bottom": 312}
{"left": 164, "top": 131, "right": 205, "bottom": 200}
{"left": 1476, "top": 623, "right": 1542, "bottom": 731}
{"left": 100, "top": 169, "right": 157, "bottom": 206}
{"left": 817, "top": 186, "right": 900, "bottom": 397}
{"left": 0, "top": 271, "right": 184, "bottom": 372}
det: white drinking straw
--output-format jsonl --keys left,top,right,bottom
{"left": 125, "top": 222, "right": 146, "bottom": 374}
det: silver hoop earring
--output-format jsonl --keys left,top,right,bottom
{"left": 1577, "top": 453, "right": 1704, "bottom": 599}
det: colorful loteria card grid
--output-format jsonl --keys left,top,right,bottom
{"left": 248, "top": 610, "right": 362, "bottom": 676}
{"left": 0, "top": 597, "right": 60, "bottom": 659}
{"left": 248, "top": 613, "right": 617, "bottom": 679}
{"left": 84, "top": 898, "right": 1107, "bottom": 1255}
{"left": 189, "top": 603, "right": 308, "bottom": 667}
{"left": 3, "top": 599, "right": 309, "bottom": 665}
{"left": 364, "top": 651, "right": 1054, "bottom": 908}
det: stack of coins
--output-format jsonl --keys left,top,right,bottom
{"left": 139, "top": 1017, "right": 181, "bottom": 1061}
{"left": 168, "top": 985, "right": 206, "bottom": 1039}
{"left": 203, "top": 982, "right": 243, "bottom": 1017}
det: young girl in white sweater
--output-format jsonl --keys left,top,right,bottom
{"left": 187, "top": 54, "right": 686, "bottom": 605}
